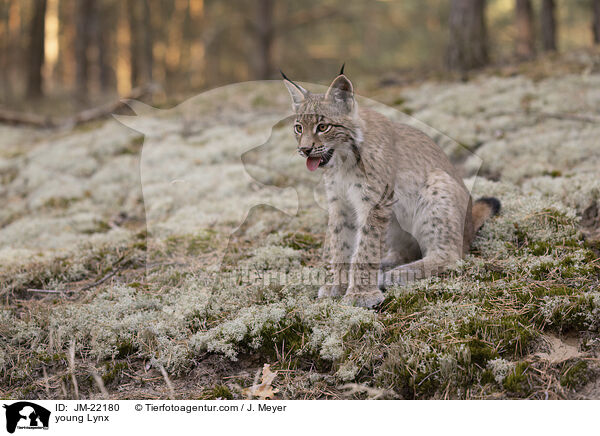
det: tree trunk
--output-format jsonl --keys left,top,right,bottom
{"left": 593, "top": 0, "right": 600, "bottom": 44}
{"left": 253, "top": 0, "right": 274, "bottom": 80}
{"left": 142, "top": 0, "right": 153, "bottom": 83}
{"left": 540, "top": 0, "right": 557, "bottom": 52}
{"left": 127, "top": 0, "right": 140, "bottom": 87}
{"left": 0, "top": 3, "right": 10, "bottom": 101}
{"left": 96, "top": 1, "right": 114, "bottom": 92}
{"left": 75, "top": 0, "right": 93, "bottom": 101}
{"left": 515, "top": 0, "right": 535, "bottom": 59}
{"left": 26, "top": 0, "right": 47, "bottom": 98}
{"left": 446, "top": 0, "right": 488, "bottom": 75}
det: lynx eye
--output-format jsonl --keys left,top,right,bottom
{"left": 294, "top": 124, "right": 303, "bottom": 134}
{"left": 316, "top": 123, "right": 331, "bottom": 133}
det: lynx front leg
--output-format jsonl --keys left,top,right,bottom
{"left": 343, "top": 188, "right": 392, "bottom": 308}
{"left": 318, "top": 201, "right": 356, "bottom": 298}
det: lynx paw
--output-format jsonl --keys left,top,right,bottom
{"left": 342, "top": 287, "right": 385, "bottom": 308}
{"left": 318, "top": 284, "right": 346, "bottom": 298}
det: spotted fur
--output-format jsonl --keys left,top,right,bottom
{"left": 284, "top": 72, "right": 500, "bottom": 308}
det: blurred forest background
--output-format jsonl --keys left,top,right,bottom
{"left": 1, "top": 0, "right": 600, "bottom": 113}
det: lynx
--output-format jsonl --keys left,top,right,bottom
{"left": 283, "top": 67, "right": 500, "bottom": 308}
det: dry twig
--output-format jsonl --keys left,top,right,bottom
{"left": 0, "top": 84, "right": 158, "bottom": 128}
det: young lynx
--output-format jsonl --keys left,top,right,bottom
{"left": 283, "top": 67, "right": 500, "bottom": 308}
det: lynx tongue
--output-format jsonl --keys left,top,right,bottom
{"left": 306, "top": 156, "right": 321, "bottom": 171}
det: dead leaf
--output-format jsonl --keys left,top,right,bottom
{"left": 242, "top": 364, "right": 279, "bottom": 400}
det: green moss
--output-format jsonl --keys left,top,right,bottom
{"left": 119, "top": 136, "right": 144, "bottom": 155}
{"left": 498, "top": 318, "right": 536, "bottom": 355}
{"left": 282, "top": 232, "right": 322, "bottom": 251}
{"left": 133, "top": 240, "right": 147, "bottom": 250}
{"left": 81, "top": 220, "right": 111, "bottom": 234}
{"left": 35, "top": 352, "right": 67, "bottom": 364}
{"left": 165, "top": 231, "right": 217, "bottom": 256}
{"left": 382, "top": 289, "right": 461, "bottom": 315}
{"left": 43, "top": 197, "right": 79, "bottom": 209}
{"left": 530, "top": 261, "right": 555, "bottom": 280}
{"left": 203, "top": 384, "right": 234, "bottom": 400}
{"left": 188, "top": 231, "right": 217, "bottom": 254}
{"left": 513, "top": 227, "right": 529, "bottom": 250}
{"left": 159, "top": 270, "right": 192, "bottom": 286}
{"left": 515, "top": 285, "right": 578, "bottom": 311}
{"left": 392, "top": 97, "right": 406, "bottom": 106}
{"left": 467, "top": 339, "right": 499, "bottom": 367}
{"left": 480, "top": 369, "right": 496, "bottom": 385}
{"left": 185, "top": 308, "right": 210, "bottom": 334}
{"left": 542, "top": 170, "right": 562, "bottom": 178}
{"left": 258, "top": 316, "right": 313, "bottom": 362}
{"left": 530, "top": 241, "right": 553, "bottom": 256}
{"left": 560, "top": 360, "right": 590, "bottom": 389}
{"left": 102, "top": 361, "right": 128, "bottom": 384}
{"left": 116, "top": 340, "right": 138, "bottom": 359}
{"left": 377, "top": 349, "right": 446, "bottom": 399}
{"left": 73, "top": 119, "right": 106, "bottom": 132}
{"left": 503, "top": 362, "right": 530, "bottom": 395}
{"left": 412, "top": 370, "right": 440, "bottom": 397}
{"left": 128, "top": 281, "right": 149, "bottom": 290}
{"left": 474, "top": 263, "right": 508, "bottom": 281}
{"left": 545, "top": 295, "right": 598, "bottom": 332}
{"left": 458, "top": 316, "right": 536, "bottom": 358}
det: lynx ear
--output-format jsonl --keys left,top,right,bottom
{"left": 281, "top": 70, "right": 307, "bottom": 111}
{"left": 325, "top": 74, "right": 354, "bottom": 113}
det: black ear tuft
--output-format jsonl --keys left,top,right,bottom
{"left": 339, "top": 63, "right": 345, "bottom": 75}
{"left": 281, "top": 70, "right": 308, "bottom": 110}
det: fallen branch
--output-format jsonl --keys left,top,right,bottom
{"left": 26, "top": 268, "right": 119, "bottom": 295}
{"left": 27, "top": 254, "right": 128, "bottom": 296}
{"left": 0, "top": 83, "right": 158, "bottom": 128}
{"left": 78, "top": 268, "right": 120, "bottom": 292}
{"left": 27, "top": 288, "right": 63, "bottom": 293}
{"left": 0, "top": 110, "right": 55, "bottom": 127}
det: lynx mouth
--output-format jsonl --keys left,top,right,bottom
{"left": 306, "top": 149, "right": 334, "bottom": 171}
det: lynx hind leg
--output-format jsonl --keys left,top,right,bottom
{"left": 380, "top": 206, "right": 465, "bottom": 287}
{"left": 381, "top": 214, "right": 422, "bottom": 271}
{"left": 379, "top": 249, "right": 461, "bottom": 288}
{"left": 381, "top": 173, "right": 469, "bottom": 287}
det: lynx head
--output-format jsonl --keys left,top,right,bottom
{"left": 282, "top": 65, "right": 362, "bottom": 172}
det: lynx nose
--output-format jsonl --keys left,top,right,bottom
{"left": 299, "top": 145, "right": 313, "bottom": 156}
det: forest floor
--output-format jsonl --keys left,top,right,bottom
{"left": 1, "top": 53, "right": 600, "bottom": 400}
